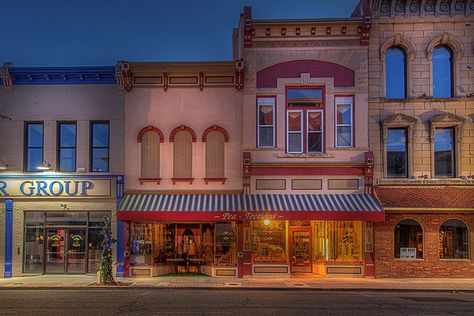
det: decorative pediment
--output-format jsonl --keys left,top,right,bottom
{"left": 430, "top": 112, "right": 465, "bottom": 127}
{"left": 382, "top": 113, "right": 418, "bottom": 127}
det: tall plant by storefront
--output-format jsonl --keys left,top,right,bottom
{"left": 99, "top": 216, "right": 116, "bottom": 285}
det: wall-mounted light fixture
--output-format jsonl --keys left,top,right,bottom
{"left": 36, "top": 161, "right": 51, "bottom": 171}
{"left": 0, "top": 159, "right": 9, "bottom": 170}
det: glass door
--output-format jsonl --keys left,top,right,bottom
{"left": 290, "top": 227, "right": 312, "bottom": 273}
{"left": 45, "top": 229, "right": 66, "bottom": 273}
{"left": 45, "top": 228, "right": 87, "bottom": 274}
{"left": 66, "top": 229, "right": 87, "bottom": 273}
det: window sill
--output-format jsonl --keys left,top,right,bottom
{"left": 376, "top": 96, "right": 474, "bottom": 103}
{"left": 204, "top": 178, "right": 227, "bottom": 184}
{"left": 330, "top": 147, "right": 369, "bottom": 151}
{"left": 171, "top": 178, "right": 194, "bottom": 185}
{"left": 439, "top": 258, "right": 471, "bottom": 262}
{"left": 276, "top": 152, "right": 335, "bottom": 158}
{"left": 394, "top": 258, "right": 424, "bottom": 261}
{"left": 138, "top": 178, "right": 161, "bottom": 185}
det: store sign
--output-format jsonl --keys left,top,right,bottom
{"left": 400, "top": 247, "right": 417, "bottom": 259}
{"left": 218, "top": 212, "right": 282, "bottom": 221}
{"left": 0, "top": 178, "right": 112, "bottom": 197}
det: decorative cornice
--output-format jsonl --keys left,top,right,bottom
{"left": 252, "top": 39, "right": 361, "bottom": 48}
{"left": 4, "top": 65, "right": 116, "bottom": 86}
{"left": 371, "top": 0, "right": 472, "bottom": 17}
{"left": 382, "top": 113, "right": 419, "bottom": 126}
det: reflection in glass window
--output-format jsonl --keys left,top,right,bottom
{"left": 257, "top": 97, "right": 275, "bottom": 147}
{"left": 385, "top": 47, "right": 406, "bottom": 99}
{"left": 433, "top": 46, "right": 453, "bottom": 98}
{"left": 25, "top": 122, "right": 44, "bottom": 171}
{"left": 313, "top": 221, "right": 362, "bottom": 263}
{"left": 287, "top": 111, "right": 303, "bottom": 153}
{"left": 434, "top": 128, "right": 454, "bottom": 177}
{"left": 336, "top": 97, "right": 353, "bottom": 147}
{"left": 387, "top": 128, "right": 408, "bottom": 178}
{"left": 215, "top": 222, "right": 237, "bottom": 265}
{"left": 307, "top": 111, "right": 323, "bottom": 153}
{"left": 58, "top": 123, "right": 76, "bottom": 172}
{"left": 394, "top": 219, "right": 423, "bottom": 259}
{"left": 91, "top": 122, "right": 109, "bottom": 172}
{"left": 439, "top": 219, "right": 469, "bottom": 259}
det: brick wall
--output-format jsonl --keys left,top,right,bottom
{"left": 374, "top": 213, "right": 474, "bottom": 278}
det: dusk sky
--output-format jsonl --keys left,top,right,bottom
{"left": 2, "top": 0, "right": 359, "bottom": 67}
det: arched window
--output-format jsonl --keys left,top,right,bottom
{"left": 385, "top": 47, "right": 407, "bottom": 99}
{"left": 439, "top": 219, "right": 469, "bottom": 259}
{"left": 173, "top": 130, "right": 193, "bottom": 179}
{"left": 394, "top": 219, "right": 423, "bottom": 259}
{"left": 432, "top": 46, "right": 453, "bottom": 98}
{"left": 140, "top": 130, "right": 161, "bottom": 179}
{"left": 202, "top": 126, "right": 229, "bottom": 182}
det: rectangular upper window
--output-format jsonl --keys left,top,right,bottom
{"left": 434, "top": 127, "right": 454, "bottom": 178}
{"left": 57, "top": 122, "right": 77, "bottom": 172}
{"left": 287, "top": 88, "right": 323, "bottom": 107}
{"left": 257, "top": 97, "right": 275, "bottom": 148}
{"left": 25, "top": 122, "right": 44, "bottom": 172}
{"left": 335, "top": 97, "right": 353, "bottom": 148}
{"left": 90, "top": 121, "right": 109, "bottom": 172}
{"left": 386, "top": 128, "right": 408, "bottom": 178}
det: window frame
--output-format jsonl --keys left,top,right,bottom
{"left": 394, "top": 218, "right": 424, "bottom": 260}
{"left": 432, "top": 45, "right": 454, "bottom": 98}
{"left": 439, "top": 218, "right": 470, "bottom": 260}
{"left": 89, "top": 121, "right": 110, "bottom": 173}
{"left": 385, "top": 46, "right": 407, "bottom": 99}
{"left": 256, "top": 96, "right": 276, "bottom": 148}
{"left": 433, "top": 127, "right": 455, "bottom": 178}
{"left": 306, "top": 110, "right": 324, "bottom": 153}
{"left": 286, "top": 109, "right": 303, "bottom": 153}
{"left": 24, "top": 121, "right": 44, "bottom": 172}
{"left": 386, "top": 127, "right": 409, "bottom": 178}
{"left": 285, "top": 86, "right": 325, "bottom": 154}
{"left": 57, "top": 121, "right": 77, "bottom": 172}
{"left": 334, "top": 96, "right": 354, "bottom": 148}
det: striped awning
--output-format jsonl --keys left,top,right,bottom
{"left": 118, "top": 194, "right": 384, "bottom": 222}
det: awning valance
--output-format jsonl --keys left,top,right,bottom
{"left": 118, "top": 194, "right": 384, "bottom": 222}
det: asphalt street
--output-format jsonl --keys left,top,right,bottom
{"left": 0, "top": 289, "right": 473, "bottom": 315}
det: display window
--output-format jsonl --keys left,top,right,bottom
{"left": 251, "top": 221, "right": 288, "bottom": 263}
{"left": 394, "top": 219, "right": 423, "bottom": 259}
{"left": 439, "top": 219, "right": 469, "bottom": 259}
{"left": 313, "top": 221, "right": 363, "bottom": 264}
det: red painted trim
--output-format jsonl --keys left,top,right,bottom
{"left": 169, "top": 125, "right": 197, "bottom": 142}
{"left": 257, "top": 60, "right": 355, "bottom": 88}
{"left": 138, "top": 178, "right": 161, "bottom": 185}
{"left": 201, "top": 125, "right": 229, "bottom": 142}
{"left": 117, "top": 210, "right": 385, "bottom": 222}
{"left": 171, "top": 178, "right": 194, "bottom": 185}
{"left": 251, "top": 166, "right": 365, "bottom": 176}
{"left": 334, "top": 94, "right": 355, "bottom": 148}
{"left": 137, "top": 125, "right": 165, "bottom": 143}
{"left": 285, "top": 86, "right": 326, "bottom": 154}
{"left": 256, "top": 95, "right": 277, "bottom": 148}
{"left": 203, "top": 178, "right": 227, "bottom": 184}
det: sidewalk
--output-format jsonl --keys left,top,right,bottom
{"left": 0, "top": 275, "right": 473, "bottom": 291}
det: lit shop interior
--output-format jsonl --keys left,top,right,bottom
{"left": 125, "top": 220, "right": 367, "bottom": 277}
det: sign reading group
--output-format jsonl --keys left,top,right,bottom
{"left": 0, "top": 178, "right": 112, "bottom": 197}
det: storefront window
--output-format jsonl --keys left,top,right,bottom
{"left": 251, "top": 221, "right": 288, "bottom": 263}
{"left": 24, "top": 222, "right": 45, "bottom": 273}
{"left": 130, "top": 223, "right": 153, "bottom": 266}
{"left": 394, "top": 219, "right": 423, "bottom": 259}
{"left": 439, "top": 219, "right": 469, "bottom": 259}
{"left": 313, "top": 221, "right": 363, "bottom": 263}
{"left": 215, "top": 222, "right": 237, "bottom": 265}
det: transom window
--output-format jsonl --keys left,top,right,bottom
{"left": 286, "top": 88, "right": 324, "bottom": 154}
{"left": 387, "top": 128, "right": 408, "bottom": 178}
{"left": 385, "top": 47, "right": 407, "bottom": 99}
{"left": 433, "top": 46, "right": 453, "bottom": 98}
{"left": 434, "top": 128, "right": 454, "bottom": 178}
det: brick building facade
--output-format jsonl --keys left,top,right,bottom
{"left": 359, "top": 0, "right": 474, "bottom": 278}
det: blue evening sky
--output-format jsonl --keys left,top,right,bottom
{"left": 1, "top": 0, "right": 359, "bottom": 67}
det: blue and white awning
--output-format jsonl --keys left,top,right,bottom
{"left": 118, "top": 194, "right": 384, "bottom": 222}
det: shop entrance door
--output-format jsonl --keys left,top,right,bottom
{"left": 45, "top": 229, "right": 87, "bottom": 274}
{"left": 289, "top": 227, "right": 312, "bottom": 273}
